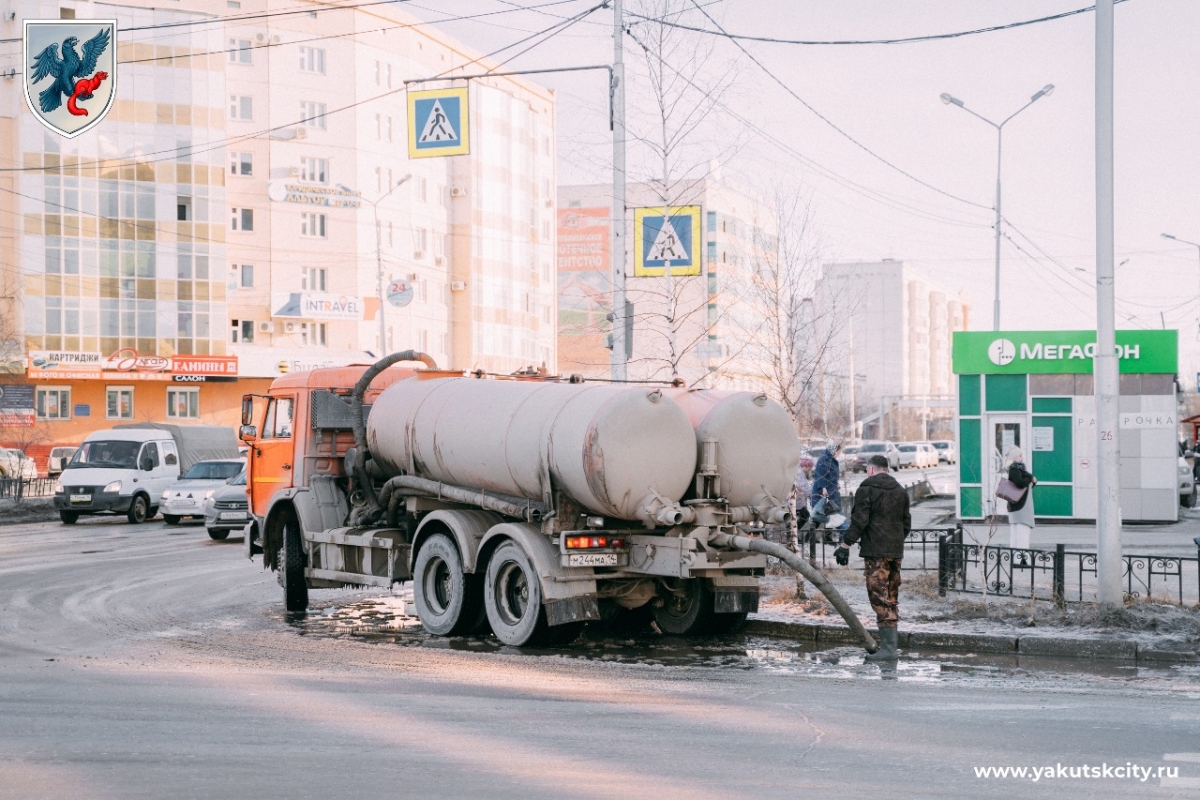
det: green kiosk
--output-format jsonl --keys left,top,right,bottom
{"left": 953, "top": 330, "right": 1181, "bottom": 523}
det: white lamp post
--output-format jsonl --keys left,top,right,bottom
{"left": 940, "top": 84, "right": 1055, "bottom": 331}
{"left": 364, "top": 173, "right": 412, "bottom": 355}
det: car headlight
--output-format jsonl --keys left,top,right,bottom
{"left": 1180, "top": 464, "right": 1191, "bottom": 476}
{"left": 54, "top": 480, "right": 63, "bottom": 494}
{"left": 204, "top": 489, "right": 216, "bottom": 500}
{"left": 103, "top": 480, "right": 122, "bottom": 493}
{"left": 161, "top": 490, "right": 172, "bottom": 500}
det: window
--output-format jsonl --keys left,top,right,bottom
{"left": 262, "top": 397, "right": 294, "bottom": 438}
{"left": 300, "top": 322, "right": 327, "bottom": 347}
{"left": 707, "top": 241, "right": 716, "bottom": 261}
{"left": 300, "top": 212, "right": 326, "bottom": 238}
{"left": 167, "top": 388, "right": 200, "bottom": 420}
{"left": 228, "top": 38, "right": 252, "bottom": 64}
{"left": 413, "top": 227, "right": 427, "bottom": 256}
{"left": 229, "top": 95, "right": 252, "bottom": 120}
{"left": 301, "top": 267, "right": 327, "bottom": 292}
{"left": 300, "top": 100, "right": 326, "bottom": 129}
{"left": 231, "top": 319, "right": 254, "bottom": 343}
{"left": 416, "top": 176, "right": 427, "bottom": 202}
{"left": 298, "top": 46, "right": 326, "bottom": 74}
{"left": 140, "top": 442, "right": 160, "bottom": 469}
{"left": 177, "top": 196, "right": 192, "bottom": 221}
{"left": 106, "top": 387, "right": 134, "bottom": 419}
{"left": 229, "top": 151, "right": 253, "bottom": 176}
{"left": 707, "top": 211, "right": 717, "bottom": 232}
{"left": 239, "top": 264, "right": 254, "bottom": 288}
{"left": 230, "top": 207, "right": 254, "bottom": 231}
{"left": 434, "top": 232, "right": 447, "bottom": 258}
{"left": 416, "top": 329, "right": 428, "bottom": 350}
{"left": 299, "top": 156, "right": 327, "bottom": 183}
{"left": 386, "top": 115, "right": 393, "bottom": 141}
{"left": 374, "top": 60, "right": 392, "bottom": 88}
{"left": 36, "top": 387, "right": 71, "bottom": 420}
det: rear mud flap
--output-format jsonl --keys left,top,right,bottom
{"left": 545, "top": 594, "right": 600, "bottom": 626}
{"left": 713, "top": 590, "right": 759, "bottom": 614}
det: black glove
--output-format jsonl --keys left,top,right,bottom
{"left": 834, "top": 545, "right": 849, "bottom": 566}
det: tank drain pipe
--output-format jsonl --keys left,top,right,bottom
{"left": 378, "top": 475, "right": 545, "bottom": 523}
{"left": 350, "top": 350, "right": 438, "bottom": 508}
{"left": 708, "top": 532, "right": 878, "bottom": 653}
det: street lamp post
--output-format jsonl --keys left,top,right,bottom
{"left": 1160, "top": 233, "right": 1200, "bottom": 330}
{"left": 941, "top": 85, "right": 1055, "bottom": 331}
{"left": 364, "top": 173, "right": 412, "bottom": 355}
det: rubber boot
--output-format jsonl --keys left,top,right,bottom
{"left": 865, "top": 626, "right": 898, "bottom": 660}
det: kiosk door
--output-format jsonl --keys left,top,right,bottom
{"left": 984, "top": 414, "right": 1026, "bottom": 518}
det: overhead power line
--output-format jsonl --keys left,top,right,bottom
{"left": 630, "top": 0, "right": 1133, "bottom": 46}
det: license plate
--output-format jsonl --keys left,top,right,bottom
{"left": 567, "top": 552, "right": 618, "bottom": 567}
{"left": 219, "top": 511, "right": 248, "bottom": 520}
{"left": 176, "top": 499, "right": 195, "bottom": 506}
{"left": 70, "top": 495, "right": 90, "bottom": 503}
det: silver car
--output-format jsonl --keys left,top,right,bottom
{"left": 160, "top": 459, "right": 244, "bottom": 525}
{"left": 202, "top": 469, "right": 249, "bottom": 540}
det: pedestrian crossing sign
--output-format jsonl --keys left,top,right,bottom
{"left": 407, "top": 87, "right": 469, "bottom": 159}
{"left": 633, "top": 206, "right": 702, "bottom": 276}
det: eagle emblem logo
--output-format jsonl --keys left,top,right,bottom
{"left": 23, "top": 19, "right": 117, "bottom": 138}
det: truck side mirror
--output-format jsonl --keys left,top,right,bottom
{"left": 241, "top": 395, "right": 254, "bottom": 426}
{"left": 239, "top": 425, "right": 257, "bottom": 442}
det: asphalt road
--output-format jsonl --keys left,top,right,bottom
{"left": 1, "top": 515, "right": 1198, "bottom": 799}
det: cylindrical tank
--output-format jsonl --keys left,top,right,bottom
{"left": 666, "top": 389, "right": 799, "bottom": 507}
{"left": 367, "top": 378, "right": 698, "bottom": 521}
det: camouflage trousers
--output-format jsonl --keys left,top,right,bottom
{"left": 863, "top": 557, "right": 902, "bottom": 628}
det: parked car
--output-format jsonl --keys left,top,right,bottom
{"left": 856, "top": 440, "right": 901, "bottom": 471}
{"left": 0, "top": 448, "right": 37, "bottom": 480}
{"left": 931, "top": 440, "right": 957, "bottom": 464}
{"left": 895, "top": 443, "right": 921, "bottom": 469}
{"left": 160, "top": 459, "right": 245, "bottom": 525}
{"left": 202, "top": 469, "right": 249, "bottom": 540}
{"left": 842, "top": 445, "right": 864, "bottom": 472}
{"left": 915, "top": 442, "right": 940, "bottom": 469}
{"left": 47, "top": 446, "right": 78, "bottom": 476}
{"left": 1179, "top": 443, "right": 1196, "bottom": 509}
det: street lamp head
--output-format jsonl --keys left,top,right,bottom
{"left": 1162, "top": 233, "right": 1177, "bottom": 240}
{"left": 394, "top": 173, "right": 413, "bottom": 188}
{"left": 1030, "top": 84, "right": 1055, "bottom": 102}
{"left": 940, "top": 92, "right": 964, "bottom": 107}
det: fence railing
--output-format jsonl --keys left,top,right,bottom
{"left": 0, "top": 477, "right": 57, "bottom": 500}
{"left": 938, "top": 541, "right": 1200, "bottom": 606}
{"left": 765, "top": 523, "right": 962, "bottom": 571}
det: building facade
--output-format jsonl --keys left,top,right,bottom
{"left": 557, "top": 178, "right": 777, "bottom": 390}
{"left": 814, "top": 260, "right": 969, "bottom": 439}
{"left": 0, "top": 0, "right": 556, "bottom": 465}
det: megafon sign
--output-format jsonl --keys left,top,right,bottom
{"left": 952, "top": 330, "right": 1178, "bottom": 375}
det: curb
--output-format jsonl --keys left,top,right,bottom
{"left": 744, "top": 619, "right": 1199, "bottom": 664}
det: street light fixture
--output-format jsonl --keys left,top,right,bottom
{"left": 364, "top": 173, "right": 412, "bottom": 355}
{"left": 940, "top": 84, "right": 1056, "bottom": 330}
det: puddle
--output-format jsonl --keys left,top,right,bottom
{"left": 277, "top": 595, "right": 1198, "bottom": 687}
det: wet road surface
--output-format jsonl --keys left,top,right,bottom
{"left": 1, "top": 515, "right": 1197, "bottom": 798}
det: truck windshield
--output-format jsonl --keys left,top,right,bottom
{"left": 66, "top": 440, "right": 141, "bottom": 470}
{"left": 182, "top": 461, "right": 243, "bottom": 480}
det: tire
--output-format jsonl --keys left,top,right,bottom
{"left": 413, "top": 533, "right": 484, "bottom": 636}
{"left": 207, "top": 528, "right": 230, "bottom": 540}
{"left": 126, "top": 494, "right": 149, "bottom": 524}
{"left": 1183, "top": 487, "right": 1197, "bottom": 509}
{"left": 59, "top": 510, "right": 79, "bottom": 525}
{"left": 280, "top": 511, "right": 308, "bottom": 612}
{"left": 484, "top": 540, "right": 552, "bottom": 646}
{"left": 163, "top": 514, "right": 181, "bottom": 525}
{"left": 653, "top": 578, "right": 713, "bottom": 636}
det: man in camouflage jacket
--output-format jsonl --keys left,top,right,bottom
{"left": 836, "top": 454, "right": 911, "bottom": 659}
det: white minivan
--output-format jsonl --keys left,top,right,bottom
{"left": 54, "top": 429, "right": 181, "bottom": 524}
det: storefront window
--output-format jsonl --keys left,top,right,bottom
{"left": 106, "top": 386, "right": 134, "bottom": 419}
{"left": 36, "top": 387, "right": 71, "bottom": 420}
{"left": 167, "top": 388, "right": 200, "bottom": 419}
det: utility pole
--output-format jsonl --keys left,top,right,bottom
{"left": 610, "top": 0, "right": 627, "bottom": 381}
{"left": 847, "top": 316, "right": 856, "bottom": 439}
{"left": 1095, "top": 0, "right": 1122, "bottom": 607}
{"left": 367, "top": 174, "right": 412, "bottom": 356}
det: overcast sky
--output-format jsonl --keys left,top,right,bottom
{"left": 408, "top": 0, "right": 1200, "bottom": 379}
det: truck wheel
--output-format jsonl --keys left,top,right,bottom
{"left": 126, "top": 495, "right": 149, "bottom": 524}
{"left": 163, "top": 515, "right": 181, "bottom": 525}
{"left": 207, "top": 528, "right": 230, "bottom": 540}
{"left": 280, "top": 512, "right": 308, "bottom": 612}
{"left": 59, "top": 510, "right": 79, "bottom": 525}
{"left": 484, "top": 540, "right": 551, "bottom": 647}
{"left": 413, "top": 533, "right": 484, "bottom": 636}
{"left": 654, "top": 578, "right": 713, "bottom": 636}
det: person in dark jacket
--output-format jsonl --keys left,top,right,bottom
{"left": 835, "top": 454, "right": 911, "bottom": 660}
{"left": 810, "top": 443, "right": 842, "bottom": 506}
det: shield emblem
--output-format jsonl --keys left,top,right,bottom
{"left": 23, "top": 19, "right": 117, "bottom": 139}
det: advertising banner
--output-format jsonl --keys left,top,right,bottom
{"left": 952, "top": 330, "right": 1178, "bottom": 375}
{"left": 27, "top": 350, "right": 101, "bottom": 380}
{"left": 0, "top": 384, "right": 36, "bottom": 427}
{"left": 557, "top": 207, "right": 612, "bottom": 375}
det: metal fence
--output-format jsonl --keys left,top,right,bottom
{"left": 0, "top": 477, "right": 57, "bottom": 500}
{"left": 765, "top": 523, "right": 962, "bottom": 571}
{"left": 938, "top": 541, "right": 1200, "bottom": 606}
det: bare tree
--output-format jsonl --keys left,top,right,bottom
{"left": 622, "top": 0, "right": 744, "bottom": 384}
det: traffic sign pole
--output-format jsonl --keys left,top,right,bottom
{"left": 611, "top": 0, "right": 627, "bottom": 381}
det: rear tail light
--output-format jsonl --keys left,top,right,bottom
{"left": 564, "top": 535, "right": 625, "bottom": 550}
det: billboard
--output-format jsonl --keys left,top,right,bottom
{"left": 557, "top": 208, "right": 612, "bottom": 376}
